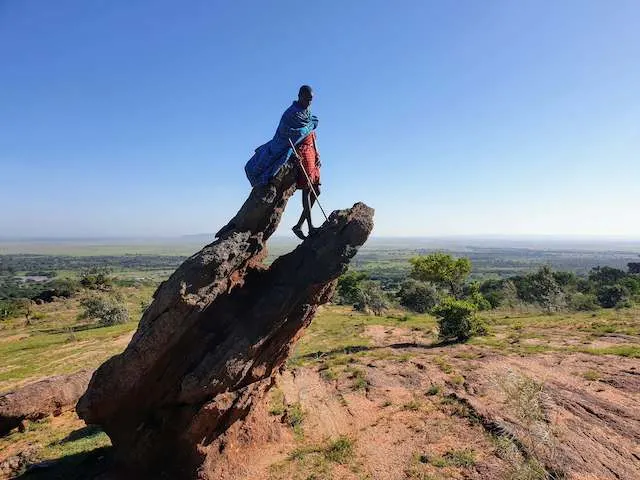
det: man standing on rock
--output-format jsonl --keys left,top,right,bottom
{"left": 245, "top": 85, "right": 321, "bottom": 240}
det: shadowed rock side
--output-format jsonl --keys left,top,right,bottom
{"left": 76, "top": 163, "right": 374, "bottom": 478}
{"left": 0, "top": 370, "right": 92, "bottom": 436}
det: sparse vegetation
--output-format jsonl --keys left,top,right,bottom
{"left": 284, "top": 402, "right": 305, "bottom": 436}
{"left": 402, "top": 399, "right": 422, "bottom": 411}
{"left": 268, "top": 388, "right": 286, "bottom": 416}
{"left": 78, "top": 294, "right": 129, "bottom": 326}
{"left": 346, "top": 366, "right": 368, "bottom": 390}
{"left": 279, "top": 435, "right": 356, "bottom": 479}
{"left": 1, "top": 243, "right": 639, "bottom": 479}
{"left": 426, "top": 384, "right": 440, "bottom": 396}
{"left": 497, "top": 371, "right": 561, "bottom": 478}
{"left": 323, "top": 436, "right": 355, "bottom": 463}
{"left": 432, "top": 298, "right": 487, "bottom": 341}
{"left": 433, "top": 356, "right": 453, "bottom": 373}
{"left": 427, "top": 448, "right": 476, "bottom": 468}
{"left": 582, "top": 370, "right": 601, "bottom": 381}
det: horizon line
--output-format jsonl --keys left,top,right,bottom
{"left": 1, "top": 234, "right": 640, "bottom": 242}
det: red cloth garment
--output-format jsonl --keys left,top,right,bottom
{"left": 295, "top": 131, "right": 320, "bottom": 189}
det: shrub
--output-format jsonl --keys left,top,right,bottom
{"left": 33, "top": 278, "right": 81, "bottom": 302}
{"left": 620, "top": 276, "right": 640, "bottom": 296}
{"left": 355, "top": 280, "right": 389, "bottom": 316}
{"left": 79, "top": 267, "right": 113, "bottom": 291}
{"left": 336, "top": 270, "right": 369, "bottom": 305}
{"left": 79, "top": 294, "right": 129, "bottom": 326}
{"left": 500, "top": 280, "right": 520, "bottom": 309}
{"left": 0, "top": 299, "right": 23, "bottom": 320}
{"left": 568, "top": 292, "right": 599, "bottom": 311}
{"left": 463, "top": 282, "right": 492, "bottom": 311}
{"left": 432, "top": 298, "right": 487, "bottom": 341}
{"left": 324, "top": 436, "right": 355, "bottom": 463}
{"left": 478, "top": 279, "right": 506, "bottom": 308}
{"left": 596, "top": 284, "right": 629, "bottom": 308}
{"left": 531, "top": 266, "right": 565, "bottom": 312}
{"left": 397, "top": 279, "right": 440, "bottom": 313}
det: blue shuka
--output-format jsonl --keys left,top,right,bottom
{"left": 245, "top": 101, "right": 319, "bottom": 187}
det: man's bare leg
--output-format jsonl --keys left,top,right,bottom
{"left": 306, "top": 185, "right": 321, "bottom": 235}
{"left": 292, "top": 190, "right": 310, "bottom": 240}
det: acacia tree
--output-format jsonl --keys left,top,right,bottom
{"left": 409, "top": 253, "right": 471, "bottom": 298}
{"left": 530, "top": 266, "right": 565, "bottom": 313}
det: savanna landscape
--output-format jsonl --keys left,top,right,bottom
{"left": 4, "top": 1, "right": 640, "bottom": 479}
{"left": 1, "top": 239, "right": 639, "bottom": 479}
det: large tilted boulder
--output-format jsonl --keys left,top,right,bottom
{"left": 0, "top": 370, "right": 92, "bottom": 436}
{"left": 77, "top": 163, "right": 374, "bottom": 478}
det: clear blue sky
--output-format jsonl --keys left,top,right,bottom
{"left": 1, "top": 0, "right": 639, "bottom": 238}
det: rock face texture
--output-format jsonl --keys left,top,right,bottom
{"left": 0, "top": 370, "right": 92, "bottom": 436}
{"left": 77, "top": 163, "right": 374, "bottom": 478}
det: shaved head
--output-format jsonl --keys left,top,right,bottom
{"left": 298, "top": 85, "right": 314, "bottom": 108}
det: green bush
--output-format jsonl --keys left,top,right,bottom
{"left": 0, "top": 298, "right": 25, "bottom": 320}
{"left": 33, "top": 278, "right": 81, "bottom": 302}
{"left": 79, "top": 294, "right": 129, "bottom": 326}
{"left": 596, "top": 284, "right": 629, "bottom": 309}
{"left": 397, "top": 279, "right": 440, "bottom": 313}
{"left": 355, "top": 280, "right": 389, "bottom": 316}
{"left": 463, "top": 282, "right": 492, "bottom": 311}
{"left": 568, "top": 292, "right": 599, "bottom": 311}
{"left": 478, "top": 279, "right": 506, "bottom": 308}
{"left": 336, "top": 270, "right": 369, "bottom": 305}
{"left": 589, "top": 266, "right": 627, "bottom": 286}
{"left": 79, "top": 267, "right": 113, "bottom": 291}
{"left": 432, "top": 298, "right": 487, "bottom": 342}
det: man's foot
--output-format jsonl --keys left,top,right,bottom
{"left": 308, "top": 226, "right": 320, "bottom": 236}
{"left": 292, "top": 226, "right": 306, "bottom": 240}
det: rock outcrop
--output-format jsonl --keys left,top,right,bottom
{"left": 0, "top": 370, "right": 92, "bottom": 436}
{"left": 77, "top": 163, "right": 374, "bottom": 478}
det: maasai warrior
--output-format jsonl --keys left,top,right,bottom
{"left": 291, "top": 86, "right": 321, "bottom": 239}
{"left": 244, "top": 85, "right": 321, "bottom": 240}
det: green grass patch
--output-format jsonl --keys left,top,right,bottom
{"left": 576, "top": 345, "right": 640, "bottom": 358}
{"left": 285, "top": 402, "right": 305, "bottom": 437}
{"left": 428, "top": 448, "right": 476, "bottom": 468}
{"left": 289, "top": 307, "right": 436, "bottom": 368}
{"left": 287, "top": 435, "right": 355, "bottom": 466}
{"left": 268, "top": 388, "right": 285, "bottom": 416}
{"left": 426, "top": 384, "right": 440, "bottom": 396}
{"left": 346, "top": 366, "right": 368, "bottom": 391}
{"left": 439, "top": 395, "right": 480, "bottom": 423}
{"left": 433, "top": 355, "right": 453, "bottom": 374}
{"left": 402, "top": 400, "right": 422, "bottom": 411}
{"left": 582, "top": 370, "right": 601, "bottom": 381}
{"left": 323, "top": 436, "right": 355, "bottom": 463}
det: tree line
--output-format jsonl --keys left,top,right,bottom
{"left": 335, "top": 253, "right": 640, "bottom": 342}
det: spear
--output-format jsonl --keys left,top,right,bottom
{"left": 288, "top": 137, "right": 328, "bottom": 221}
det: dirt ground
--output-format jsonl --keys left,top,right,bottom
{"left": 2, "top": 307, "right": 639, "bottom": 480}
{"left": 207, "top": 324, "right": 640, "bottom": 480}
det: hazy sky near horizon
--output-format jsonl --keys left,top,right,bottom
{"left": 1, "top": 1, "right": 639, "bottom": 239}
